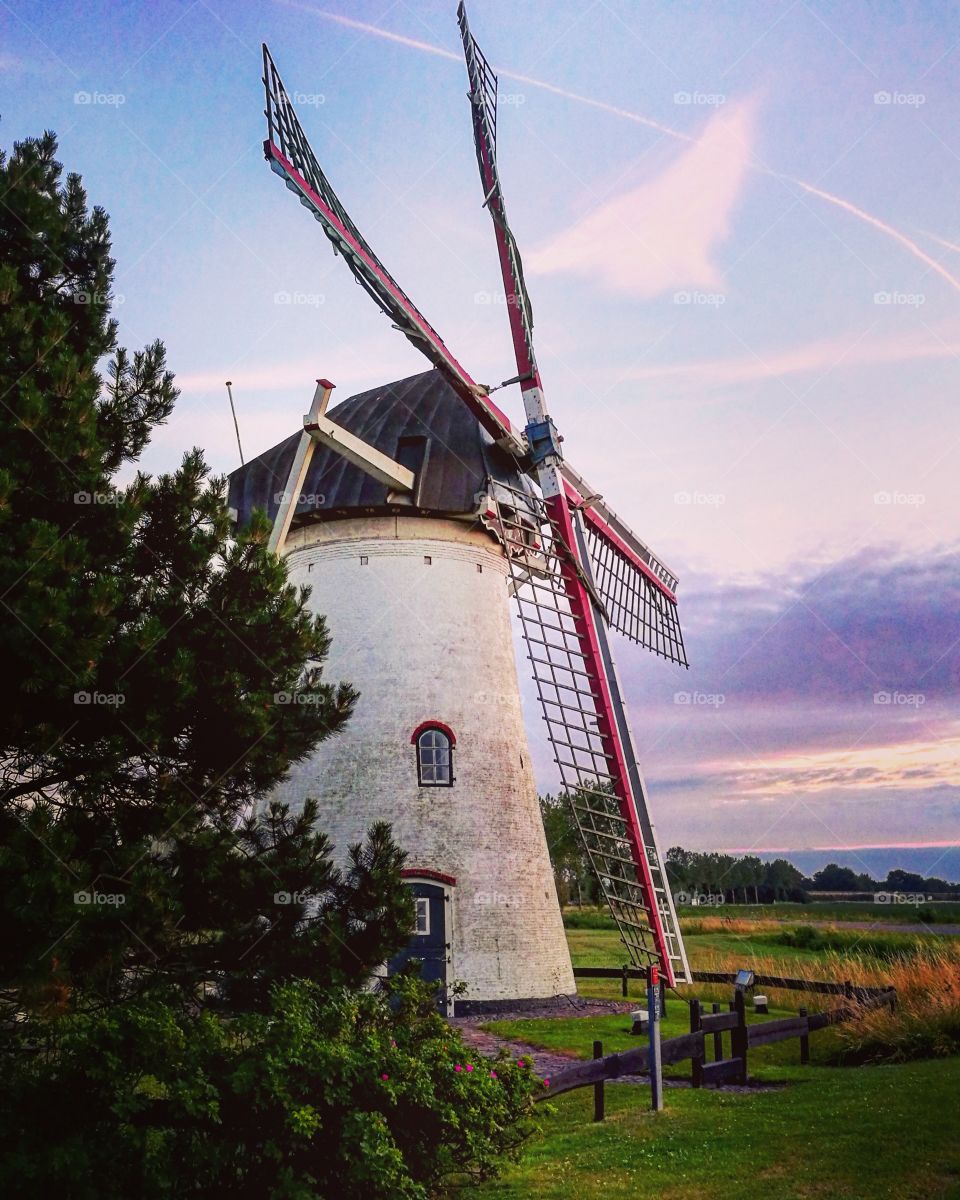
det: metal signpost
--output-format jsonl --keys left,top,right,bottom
{"left": 647, "top": 965, "right": 664, "bottom": 1111}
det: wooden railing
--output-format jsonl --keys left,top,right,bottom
{"left": 572, "top": 965, "right": 894, "bottom": 1002}
{"left": 540, "top": 985, "right": 897, "bottom": 1102}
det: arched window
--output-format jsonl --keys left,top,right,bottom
{"left": 411, "top": 722, "right": 456, "bottom": 787}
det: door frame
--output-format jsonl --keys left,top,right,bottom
{"left": 400, "top": 869, "right": 455, "bottom": 1017}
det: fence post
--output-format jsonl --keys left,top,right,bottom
{"left": 731, "top": 989, "right": 748, "bottom": 1084}
{"left": 621, "top": 963, "right": 629, "bottom": 998}
{"left": 593, "top": 1040, "right": 604, "bottom": 1122}
{"left": 711, "top": 1002, "right": 723, "bottom": 1061}
{"left": 799, "top": 1006, "right": 810, "bottom": 1065}
{"left": 647, "top": 966, "right": 664, "bottom": 1112}
{"left": 689, "top": 999, "right": 703, "bottom": 1088}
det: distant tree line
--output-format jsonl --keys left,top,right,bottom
{"left": 664, "top": 847, "right": 807, "bottom": 903}
{"left": 801, "top": 862, "right": 960, "bottom": 898}
{"left": 539, "top": 793, "right": 960, "bottom": 904}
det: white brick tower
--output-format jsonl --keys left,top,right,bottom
{"left": 230, "top": 371, "right": 575, "bottom": 1012}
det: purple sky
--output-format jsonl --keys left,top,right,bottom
{"left": 2, "top": 0, "right": 958, "bottom": 868}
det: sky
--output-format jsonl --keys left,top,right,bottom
{"left": 2, "top": 0, "right": 959, "bottom": 875}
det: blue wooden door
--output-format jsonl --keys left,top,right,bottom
{"left": 388, "top": 881, "right": 449, "bottom": 1011}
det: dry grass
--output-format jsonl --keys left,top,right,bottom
{"left": 686, "top": 941, "right": 960, "bottom": 1063}
{"left": 680, "top": 915, "right": 784, "bottom": 936}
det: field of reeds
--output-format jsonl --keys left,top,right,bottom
{"left": 566, "top": 911, "right": 960, "bottom": 1063}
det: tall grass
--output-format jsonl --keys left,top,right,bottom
{"left": 687, "top": 941, "right": 960, "bottom": 1063}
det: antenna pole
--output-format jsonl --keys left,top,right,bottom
{"left": 225, "top": 380, "right": 244, "bottom": 465}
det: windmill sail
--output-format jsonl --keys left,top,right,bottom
{"left": 261, "top": 44, "right": 524, "bottom": 456}
{"left": 458, "top": 3, "right": 689, "bottom": 982}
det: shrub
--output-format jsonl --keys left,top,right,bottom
{"left": 0, "top": 975, "right": 542, "bottom": 1199}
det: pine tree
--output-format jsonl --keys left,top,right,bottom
{"left": 0, "top": 133, "right": 540, "bottom": 1200}
{"left": 0, "top": 133, "right": 411, "bottom": 1015}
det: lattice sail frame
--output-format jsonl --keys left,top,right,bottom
{"left": 261, "top": 44, "right": 523, "bottom": 454}
{"left": 492, "top": 486, "right": 690, "bottom": 981}
{"left": 581, "top": 518, "right": 687, "bottom": 663}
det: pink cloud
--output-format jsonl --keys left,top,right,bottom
{"left": 526, "top": 99, "right": 757, "bottom": 297}
{"left": 617, "top": 323, "right": 960, "bottom": 388}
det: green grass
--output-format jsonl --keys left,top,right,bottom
{"left": 566, "top": 927, "right": 862, "bottom": 1000}
{"left": 463, "top": 1057, "right": 960, "bottom": 1200}
{"left": 466, "top": 924, "right": 960, "bottom": 1198}
{"left": 564, "top": 902, "right": 960, "bottom": 928}
{"left": 483, "top": 1005, "right": 842, "bottom": 1078}
{"left": 676, "top": 901, "right": 960, "bottom": 925}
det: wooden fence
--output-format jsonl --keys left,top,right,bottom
{"left": 540, "top": 984, "right": 896, "bottom": 1103}
{"left": 572, "top": 965, "right": 894, "bottom": 1003}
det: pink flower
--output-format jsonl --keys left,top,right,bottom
{"left": 454, "top": 1064, "right": 462, "bottom": 1072}
{"left": 489, "top": 1071, "right": 498, "bottom": 1079}
{"left": 542, "top": 1079, "right": 550, "bottom": 1088}
{"left": 390, "top": 1040, "right": 397, "bottom": 1047}
{"left": 517, "top": 1059, "right": 525, "bottom": 1067}
{"left": 465, "top": 1063, "right": 474, "bottom": 1073}
{"left": 381, "top": 1073, "right": 389, "bottom": 1081}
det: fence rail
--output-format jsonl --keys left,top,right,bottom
{"left": 541, "top": 984, "right": 896, "bottom": 1101}
{"left": 572, "top": 964, "right": 892, "bottom": 1001}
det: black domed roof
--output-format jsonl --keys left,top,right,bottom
{"left": 228, "top": 369, "right": 531, "bottom": 531}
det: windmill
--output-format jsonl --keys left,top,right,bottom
{"left": 234, "top": 12, "right": 690, "bottom": 1008}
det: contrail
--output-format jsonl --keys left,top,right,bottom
{"left": 279, "top": 1, "right": 960, "bottom": 294}
{"left": 917, "top": 229, "right": 960, "bottom": 256}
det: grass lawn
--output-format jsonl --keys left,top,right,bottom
{"left": 467, "top": 923, "right": 959, "bottom": 1198}
{"left": 566, "top": 902, "right": 960, "bottom": 929}
{"left": 463, "top": 1057, "right": 960, "bottom": 1200}
{"left": 566, "top": 927, "right": 857, "bottom": 1001}
{"left": 677, "top": 901, "right": 960, "bottom": 925}
{"left": 482, "top": 1006, "right": 843, "bottom": 1077}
